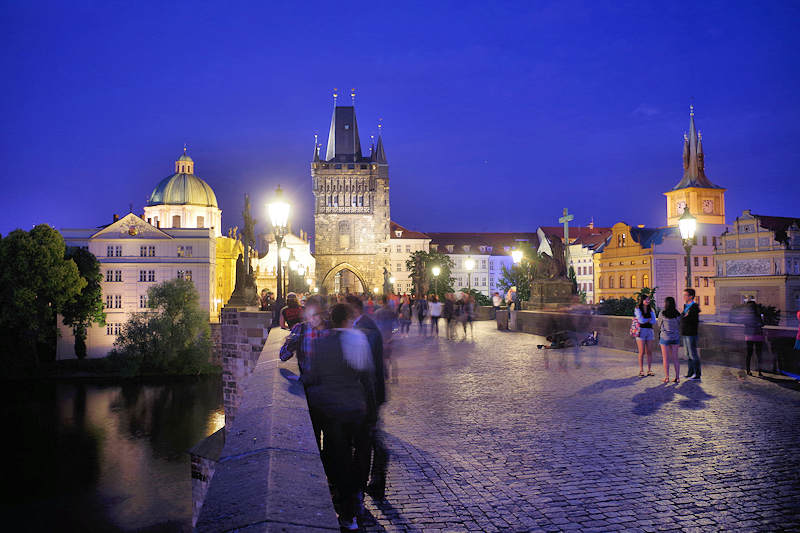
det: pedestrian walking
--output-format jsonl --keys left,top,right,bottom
{"left": 280, "top": 292, "right": 304, "bottom": 330}
{"left": 429, "top": 294, "right": 442, "bottom": 337}
{"left": 634, "top": 293, "right": 656, "bottom": 377}
{"left": 443, "top": 293, "right": 455, "bottom": 339}
{"left": 301, "top": 303, "right": 374, "bottom": 530}
{"left": 741, "top": 300, "right": 765, "bottom": 376}
{"left": 657, "top": 296, "right": 681, "bottom": 383}
{"left": 463, "top": 294, "right": 475, "bottom": 340}
{"left": 398, "top": 295, "right": 412, "bottom": 335}
{"left": 681, "top": 288, "right": 702, "bottom": 380}
{"left": 415, "top": 295, "right": 428, "bottom": 336}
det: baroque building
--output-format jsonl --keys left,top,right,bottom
{"left": 714, "top": 210, "right": 800, "bottom": 321}
{"left": 594, "top": 107, "right": 725, "bottom": 313}
{"left": 312, "top": 99, "right": 390, "bottom": 293}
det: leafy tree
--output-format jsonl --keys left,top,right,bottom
{"left": 633, "top": 286, "right": 659, "bottom": 314}
{"left": 497, "top": 242, "right": 541, "bottom": 302}
{"left": 405, "top": 250, "right": 454, "bottom": 300}
{"left": 111, "top": 278, "right": 214, "bottom": 375}
{"left": 459, "top": 288, "right": 491, "bottom": 306}
{"left": 62, "top": 247, "right": 106, "bottom": 359}
{"left": 0, "top": 225, "right": 84, "bottom": 369}
{"left": 597, "top": 297, "right": 637, "bottom": 316}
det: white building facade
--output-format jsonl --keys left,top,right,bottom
{"left": 57, "top": 213, "right": 218, "bottom": 359}
{"left": 389, "top": 222, "right": 431, "bottom": 295}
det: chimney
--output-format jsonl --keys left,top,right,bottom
{"left": 113, "top": 214, "right": 119, "bottom": 222}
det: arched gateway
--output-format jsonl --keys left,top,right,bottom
{"left": 320, "top": 263, "right": 368, "bottom": 294}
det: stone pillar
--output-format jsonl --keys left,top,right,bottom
{"left": 221, "top": 306, "right": 269, "bottom": 426}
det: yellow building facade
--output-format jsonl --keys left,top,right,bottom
{"left": 593, "top": 223, "right": 654, "bottom": 301}
{"left": 215, "top": 234, "right": 243, "bottom": 317}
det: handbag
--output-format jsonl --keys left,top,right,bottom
{"left": 629, "top": 318, "right": 640, "bottom": 338}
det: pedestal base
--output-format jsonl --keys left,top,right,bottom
{"left": 529, "top": 279, "right": 575, "bottom": 309}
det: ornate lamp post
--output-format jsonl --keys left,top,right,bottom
{"left": 389, "top": 276, "right": 396, "bottom": 294}
{"left": 279, "top": 246, "right": 291, "bottom": 297}
{"left": 511, "top": 250, "right": 523, "bottom": 265}
{"left": 432, "top": 265, "right": 441, "bottom": 295}
{"left": 679, "top": 208, "right": 698, "bottom": 289}
{"left": 464, "top": 258, "right": 475, "bottom": 291}
{"left": 268, "top": 186, "right": 290, "bottom": 301}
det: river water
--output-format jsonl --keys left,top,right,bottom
{"left": 0, "top": 376, "right": 224, "bottom": 532}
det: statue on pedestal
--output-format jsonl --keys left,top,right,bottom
{"left": 382, "top": 267, "right": 392, "bottom": 296}
{"left": 226, "top": 194, "right": 259, "bottom": 307}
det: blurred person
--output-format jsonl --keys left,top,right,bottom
{"left": 280, "top": 292, "right": 304, "bottom": 330}
{"left": 259, "top": 289, "right": 269, "bottom": 311}
{"left": 415, "top": 295, "right": 428, "bottom": 336}
{"left": 443, "top": 293, "right": 455, "bottom": 339}
{"left": 302, "top": 303, "right": 374, "bottom": 530}
{"left": 398, "top": 295, "right": 412, "bottom": 335}
{"left": 657, "top": 296, "right": 681, "bottom": 383}
{"left": 634, "top": 293, "right": 656, "bottom": 377}
{"left": 345, "top": 294, "right": 388, "bottom": 503}
{"left": 429, "top": 294, "right": 442, "bottom": 337}
{"left": 681, "top": 288, "right": 702, "bottom": 380}
{"left": 742, "top": 300, "right": 765, "bottom": 377}
{"left": 269, "top": 294, "right": 285, "bottom": 330}
{"left": 462, "top": 294, "right": 475, "bottom": 340}
{"left": 492, "top": 291, "right": 502, "bottom": 311}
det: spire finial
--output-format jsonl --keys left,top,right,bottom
{"left": 351, "top": 87, "right": 356, "bottom": 105}
{"left": 333, "top": 88, "right": 338, "bottom": 106}
{"left": 690, "top": 104, "right": 694, "bottom": 117}
{"left": 377, "top": 118, "right": 383, "bottom": 135}
{"left": 698, "top": 131, "right": 702, "bottom": 140}
{"left": 183, "top": 143, "right": 187, "bottom": 154}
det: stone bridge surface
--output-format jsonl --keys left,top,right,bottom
{"left": 358, "top": 321, "right": 800, "bottom": 532}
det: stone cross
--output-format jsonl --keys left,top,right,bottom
{"left": 559, "top": 207, "right": 574, "bottom": 268}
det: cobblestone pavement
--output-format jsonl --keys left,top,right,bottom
{"left": 360, "top": 321, "right": 800, "bottom": 532}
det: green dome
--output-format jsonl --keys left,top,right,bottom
{"left": 147, "top": 173, "right": 218, "bottom": 207}
{"left": 178, "top": 153, "right": 194, "bottom": 162}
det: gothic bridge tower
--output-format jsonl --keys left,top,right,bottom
{"left": 312, "top": 92, "right": 390, "bottom": 293}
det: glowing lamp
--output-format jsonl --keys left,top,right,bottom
{"left": 432, "top": 266, "right": 441, "bottom": 277}
{"left": 679, "top": 209, "right": 697, "bottom": 241}
{"left": 464, "top": 258, "right": 475, "bottom": 271}
{"left": 268, "top": 185, "right": 290, "bottom": 229}
{"left": 511, "top": 250, "right": 523, "bottom": 264}
{"left": 279, "top": 247, "right": 291, "bottom": 262}
{"left": 389, "top": 277, "right": 395, "bottom": 284}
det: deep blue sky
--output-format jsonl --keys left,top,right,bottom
{"left": 1, "top": 1, "right": 798, "bottom": 239}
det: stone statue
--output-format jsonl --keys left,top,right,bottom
{"left": 226, "top": 195, "right": 259, "bottom": 307}
{"left": 383, "top": 267, "right": 392, "bottom": 296}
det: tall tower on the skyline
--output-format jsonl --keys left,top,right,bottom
{"left": 311, "top": 92, "right": 390, "bottom": 293}
{"left": 664, "top": 105, "right": 727, "bottom": 227}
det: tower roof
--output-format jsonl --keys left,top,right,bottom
{"left": 325, "top": 106, "right": 364, "bottom": 162}
{"left": 672, "top": 105, "right": 722, "bottom": 190}
{"left": 374, "top": 133, "right": 387, "bottom": 164}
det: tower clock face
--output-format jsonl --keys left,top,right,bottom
{"left": 677, "top": 201, "right": 687, "bottom": 215}
{"left": 703, "top": 199, "right": 714, "bottom": 213}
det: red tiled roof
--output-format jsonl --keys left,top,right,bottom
{"left": 539, "top": 226, "right": 613, "bottom": 245}
{"left": 750, "top": 214, "right": 800, "bottom": 245}
{"left": 426, "top": 232, "right": 541, "bottom": 255}
{"left": 390, "top": 221, "right": 430, "bottom": 240}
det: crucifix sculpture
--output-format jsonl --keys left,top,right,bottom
{"left": 559, "top": 207, "right": 574, "bottom": 268}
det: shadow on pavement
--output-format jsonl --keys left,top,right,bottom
{"left": 278, "top": 367, "right": 305, "bottom": 397}
{"left": 674, "top": 380, "right": 715, "bottom": 410}
{"left": 577, "top": 376, "right": 639, "bottom": 395}
{"left": 630, "top": 380, "right": 716, "bottom": 416}
{"left": 758, "top": 374, "right": 800, "bottom": 392}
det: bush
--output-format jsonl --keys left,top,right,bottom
{"left": 459, "top": 288, "right": 491, "bottom": 307}
{"left": 111, "top": 279, "right": 216, "bottom": 376}
{"left": 597, "top": 297, "right": 637, "bottom": 316}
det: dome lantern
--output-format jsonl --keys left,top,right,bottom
{"left": 175, "top": 145, "right": 194, "bottom": 174}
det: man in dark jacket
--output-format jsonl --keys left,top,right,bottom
{"left": 681, "top": 288, "right": 702, "bottom": 380}
{"left": 345, "top": 294, "right": 388, "bottom": 501}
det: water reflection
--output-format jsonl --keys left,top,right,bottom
{"left": 0, "top": 376, "right": 223, "bottom": 532}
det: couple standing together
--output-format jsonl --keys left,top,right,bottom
{"left": 634, "top": 288, "right": 701, "bottom": 382}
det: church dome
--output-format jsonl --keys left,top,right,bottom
{"left": 146, "top": 149, "right": 218, "bottom": 208}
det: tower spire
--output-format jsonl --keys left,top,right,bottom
{"left": 671, "top": 104, "right": 718, "bottom": 190}
{"left": 313, "top": 133, "right": 320, "bottom": 162}
{"left": 374, "top": 119, "right": 387, "bottom": 164}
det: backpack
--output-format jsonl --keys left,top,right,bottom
{"left": 629, "top": 318, "right": 640, "bottom": 338}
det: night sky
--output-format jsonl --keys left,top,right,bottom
{"left": 1, "top": 1, "right": 798, "bottom": 240}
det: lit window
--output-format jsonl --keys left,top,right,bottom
{"left": 643, "top": 274, "right": 649, "bottom": 287}
{"left": 178, "top": 270, "right": 192, "bottom": 281}
{"left": 631, "top": 275, "right": 637, "bottom": 288}
{"left": 149, "top": 246, "right": 156, "bottom": 257}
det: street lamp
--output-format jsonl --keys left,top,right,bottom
{"left": 464, "top": 258, "right": 475, "bottom": 290}
{"left": 268, "top": 185, "right": 290, "bottom": 301}
{"left": 511, "top": 250, "right": 523, "bottom": 264}
{"left": 279, "top": 246, "right": 291, "bottom": 296}
{"left": 432, "top": 265, "right": 441, "bottom": 295}
{"left": 389, "top": 276, "right": 396, "bottom": 294}
{"left": 679, "top": 208, "right": 697, "bottom": 288}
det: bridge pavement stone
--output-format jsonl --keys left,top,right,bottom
{"left": 358, "top": 321, "right": 800, "bottom": 532}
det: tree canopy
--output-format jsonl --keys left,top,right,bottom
{"left": 0, "top": 225, "right": 85, "bottom": 369}
{"left": 62, "top": 247, "right": 106, "bottom": 359}
{"left": 111, "top": 278, "right": 214, "bottom": 375}
{"left": 405, "top": 250, "right": 455, "bottom": 300}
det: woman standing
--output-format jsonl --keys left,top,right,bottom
{"left": 743, "top": 300, "right": 765, "bottom": 376}
{"left": 634, "top": 294, "right": 656, "bottom": 377}
{"left": 657, "top": 297, "right": 681, "bottom": 383}
{"left": 428, "top": 294, "right": 442, "bottom": 337}
{"left": 398, "top": 295, "right": 412, "bottom": 336}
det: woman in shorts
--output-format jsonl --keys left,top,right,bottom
{"left": 634, "top": 294, "right": 656, "bottom": 377}
{"left": 657, "top": 296, "right": 681, "bottom": 383}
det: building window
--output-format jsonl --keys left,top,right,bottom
{"left": 114, "top": 270, "right": 122, "bottom": 282}
{"left": 694, "top": 257, "right": 699, "bottom": 267}
{"left": 177, "top": 245, "right": 193, "bottom": 258}
{"left": 599, "top": 278, "right": 604, "bottom": 289}
{"left": 489, "top": 261, "right": 495, "bottom": 271}
{"left": 172, "top": 215, "right": 181, "bottom": 228}
{"left": 703, "top": 257, "right": 708, "bottom": 266}
{"left": 139, "top": 270, "right": 147, "bottom": 282}
{"left": 106, "top": 270, "right": 113, "bottom": 282}
{"left": 694, "top": 276, "right": 700, "bottom": 287}
{"left": 106, "top": 323, "right": 121, "bottom": 336}
{"left": 405, "top": 245, "right": 411, "bottom": 253}
{"left": 619, "top": 275, "right": 625, "bottom": 289}
{"left": 712, "top": 236, "right": 717, "bottom": 247}
{"left": 704, "top": 277, "right": 709, "bottom": 287}
{"left": 140, "top": 246, "right": 148, "bottom": 257}
{"left": 197, "top": 215, "right": 205, "bottom": 228}
{"left": 148, "top": 270, "right": 155, "bottom": 282}
{"left": 148, "top": 246, "right": 156, "bottom": 257}
{"left": 139, "top": 295, "right": 148, "bottom": 308}
{"left": 702, "top": 235, "right": 708, "bottom": 246}
{"left": 396, "top": 245, "right": 401, "bottom": 253}
{"left": 177, "top": 270, "right": 192, "bottom": 281}
{"left": 107, "top": 246, "right": 114, "bottom": 257}
{"left": 105, "top": 295, "right": 113, "bottom": 308}
{"left": 642, "top": 274, "right": 649, "bottom": 287}
{"left": 589, "top": 266, "right": 593, "bottom": 274}
{"left": 631, "top": 275, "right": 637, "bottom": 288}
{"left": 396, "top": 263, "right": 402, "bottom": 272}
{"left": 704, "top": 295, "right": 709, "bottom": 306}
{"left": 609, "top": 277, "right": 614, "bottom": 289}
{"left": 114, "top": 295, "right": 122, "bottom": 308}
{"left": 481, "top": 260, "right": 487, "bottom": 269}
{"left": 589, "top": 282, "right": 593, "bottom": 292}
